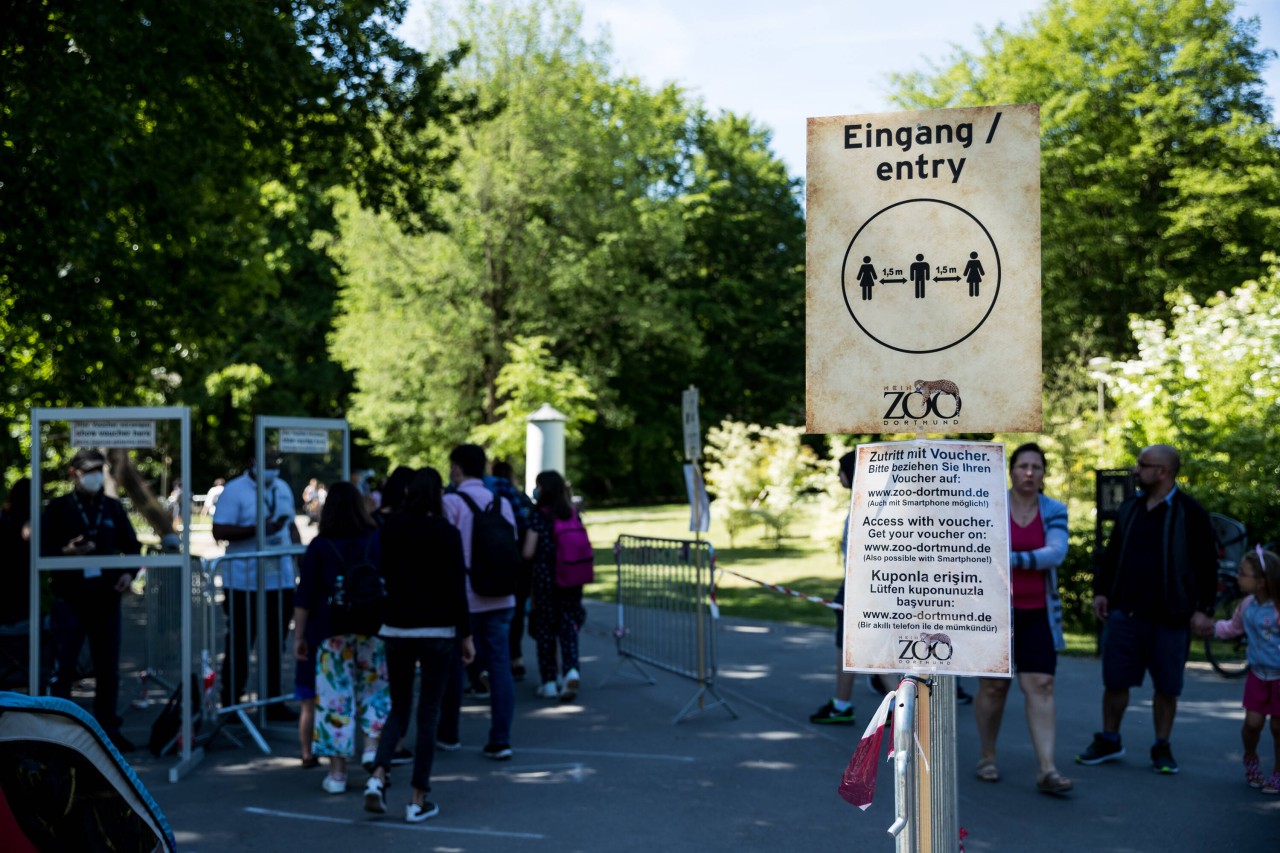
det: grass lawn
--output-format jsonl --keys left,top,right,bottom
{"left": 582, "top": 502, "right": 1125, "bottom": 659}
{"left": 583, "top": 501, "right": 846, "bottom": 630}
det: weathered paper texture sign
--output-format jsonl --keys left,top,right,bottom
{"left": 842, "top": 440, "right": 1011, "bottom": 678}
{"left": 806, "top": 104, "right": 1041, "bottom": 433}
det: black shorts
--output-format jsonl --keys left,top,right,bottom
{"left": 1012, "top": 607, "right": 1057, "bottom": 676}
{"left": 833, "top": 580, "right": 846, "bottom": 647}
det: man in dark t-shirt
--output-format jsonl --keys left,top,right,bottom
{"left": 1075, "top": 444, "right": 1217, "bottom": 775}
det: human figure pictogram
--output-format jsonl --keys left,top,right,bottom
{"left": 964, "top": 251, "right": 985, "bottom": 297}
{"left": 856, "top": 256, "right": 878, "bottom": 301}
{"left": 909, "top": 253, "right": 930, "bottom": 299}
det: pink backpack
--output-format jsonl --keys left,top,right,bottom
{"left": 552, "top": 510, "right": 594, "bottom": 588}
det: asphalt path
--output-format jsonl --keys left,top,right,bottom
{"left": 104, "top": 597, "right": 1278, "bottom": 852}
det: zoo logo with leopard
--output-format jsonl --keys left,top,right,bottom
{"left": 882, "top": 379, "right": 962, "bottom": 427}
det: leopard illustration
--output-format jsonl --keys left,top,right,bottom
{"left": 913, "top": 379, "right": 961, "bottom": 406}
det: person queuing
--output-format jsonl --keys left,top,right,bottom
{"left": 439, "top": 444, "right": 518, "bottom": 761}
{"left": 488, "top": 461, "right": 534, "bottom": 682}
{"left": 293, "top": 481, "right": 389, "bottom": 795}
{"left": 40, "top": 450, "right": 140, "bottom": 752}
{"left": 524, "top": 470, "right": 587, "bottom": 702}
{"left": 974, "top": 443, "right": 1073, "bottom": 795}
{"left": 364, "top": 469, "right": 473, "bottom": 823}
{"left": 1076, "top": 444, "right": 1217, "bottom": 775}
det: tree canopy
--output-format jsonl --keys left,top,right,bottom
{"left": 332, "top": 0, "right": 805, "bottom": 497}
{"left": 1, "top": 0, "right": 472, "bottom": 478}
{"left": 889, "top": 0, "right": 1280, "bottom": 363}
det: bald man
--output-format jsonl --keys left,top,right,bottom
{"left": 1076, "top": 444, "right": 1217, "bottom": 775}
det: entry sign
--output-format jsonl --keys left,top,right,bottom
{"left": 842, "top": 439, "right": 1011, "bottom": 678}
{"left": 806, "top": 104, "right": 1041, "bottom": 434}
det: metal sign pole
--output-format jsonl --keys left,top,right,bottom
{"left": 683, "top": 387, "right": 707, "bottom": 710}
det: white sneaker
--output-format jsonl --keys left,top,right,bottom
{"left": 535, "top": 681, "right": 560, "bottom": 699}
{"left": 321, "top": 774, "right": 347, "bottom": 794}
{"left": 560, "top": 668, "right": 581, "bottom": 703}
{"left": 405, "top": 801, "right": 439, "bottom": 823}
{"left": 363, "top": 776, "right": 386, "bottom": 814}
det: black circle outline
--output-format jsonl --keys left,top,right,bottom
{"left": 841, "top": 198, "right": 1001, "bottom": 354}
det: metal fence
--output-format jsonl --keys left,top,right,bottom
{"left": 609, "top": 534, "right": 735, "bottom": 723}
{"left": 199, "top": 547, "right": 304, "bottom": 755}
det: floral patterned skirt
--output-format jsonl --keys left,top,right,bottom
{"left": 313, "top": 633, "right": 390, "bottom": 757}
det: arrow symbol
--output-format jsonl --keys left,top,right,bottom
{"left": 935, "top": 275, "right": 961, "bottom": 282}
{"left": 881, "top": 277, "right": 907, "bottom": 284}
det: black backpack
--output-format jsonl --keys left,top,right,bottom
{"left": 454, "top": 491, "right": 521, "bottom": 597}
{"left": 325, "top": 536, "right": 386, "bottom": 636}
{"left": 148, "top": 675, "right": 203, "bottom": 757}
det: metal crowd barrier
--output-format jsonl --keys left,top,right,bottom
{"left": 199, "top": 546, "right": 305, "bottom": 754}
{"left": 608, "top": 534, "right": 735, "bottom": 723}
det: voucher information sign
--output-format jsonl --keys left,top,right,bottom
{"left": 278, "top": 428, "right": 331, "bottom": 455}
{"left": 842, "top": 439, "right": 1011, "bottom": 678}
{"left": 70, "top": 421, "right": 157, "bottom": 449}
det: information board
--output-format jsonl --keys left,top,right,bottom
{"left": 278, "top": 428, "right": 331, "bottom": 454}
{"left": 806, "top": 104, "right": 1041, "bottom": 434}
{"left": 842, "top": 439, "right": 1011, "bottom": 677}
{"left": 70, "top": 420, "right": 157, "bottom": 448}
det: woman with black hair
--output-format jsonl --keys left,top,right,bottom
{"left": 523, "top": 470, "right": 587, "bottom": 702}
{"left": 363, "top": 468, "right": 473, "bottom": 823}
{"left": 374, "top": 465, "right": 416, "bottom": 523}
{"left": 293, "top": 480, "right": 388, "bottom": 796}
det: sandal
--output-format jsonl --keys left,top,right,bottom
{"left": 301, "top": 755, "right": 320, "bottom": 769}
{"left": 975, "top": 758, "right": 1000, "bottom": 783}
{"left": 1036, "top": 770, "right": 1074, "bottom": 796}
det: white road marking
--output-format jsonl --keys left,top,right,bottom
{"left": 242, "top": 807, "right": 545, "bottom": 839}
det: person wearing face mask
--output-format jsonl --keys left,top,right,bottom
{"left": 212, "top": 450, "right": 301, "bottom": 720}
{"left": 40, "top": 449, "right": 141, "bottom": 752}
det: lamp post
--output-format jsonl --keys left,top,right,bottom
{"left": 1088, "top": 357, "right": 1111, "bottom": 465}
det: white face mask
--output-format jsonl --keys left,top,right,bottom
{"left": 79, "top": 471, "right": 105, "bottom": 494}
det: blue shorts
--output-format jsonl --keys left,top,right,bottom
{"left": 1012, "top": 607, "right": 1057, "bottom": 676}
{"left": 1101, "top": 610, "right": 1189, "bottom": 696}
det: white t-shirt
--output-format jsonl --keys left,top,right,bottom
{"left": 218, "top": 471, "right": 296, "bottom": 591}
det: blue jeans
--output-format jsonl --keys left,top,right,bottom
{"left": 472, "top": 608, "right": 515, "bottom": 746}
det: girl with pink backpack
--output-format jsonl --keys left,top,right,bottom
{"left": 523, "top": 470, "right": 593, "bottom": 702}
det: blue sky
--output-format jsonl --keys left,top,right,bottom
{"left": 405, "top": 1, "right": 1280, "bottom": 180}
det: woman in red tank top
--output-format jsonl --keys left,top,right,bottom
{"left": 973, "top": 443, "right": 1074, "bottom": 796}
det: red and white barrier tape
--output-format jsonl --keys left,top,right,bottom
{"left": 712, "top": 566, "right": 844, "bottom": 612}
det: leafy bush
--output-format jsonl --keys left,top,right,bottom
{"left": 703, "top": 421, "right": 823, "bottom": 547}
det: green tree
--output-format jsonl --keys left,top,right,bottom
{"left": 890, "top": 0, "right": 1280, "bottom": 362}
{"left": 672, "top": 113, "right": 807, "bottom": 426}
{"left": 334, "top": 0, "right": 806, "bottom": 497}
{"left": 1, "top": 1, "right": 472, "bottom": 480}
{"left": 469, "top": 336, "right": 599, "bottom": 471}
